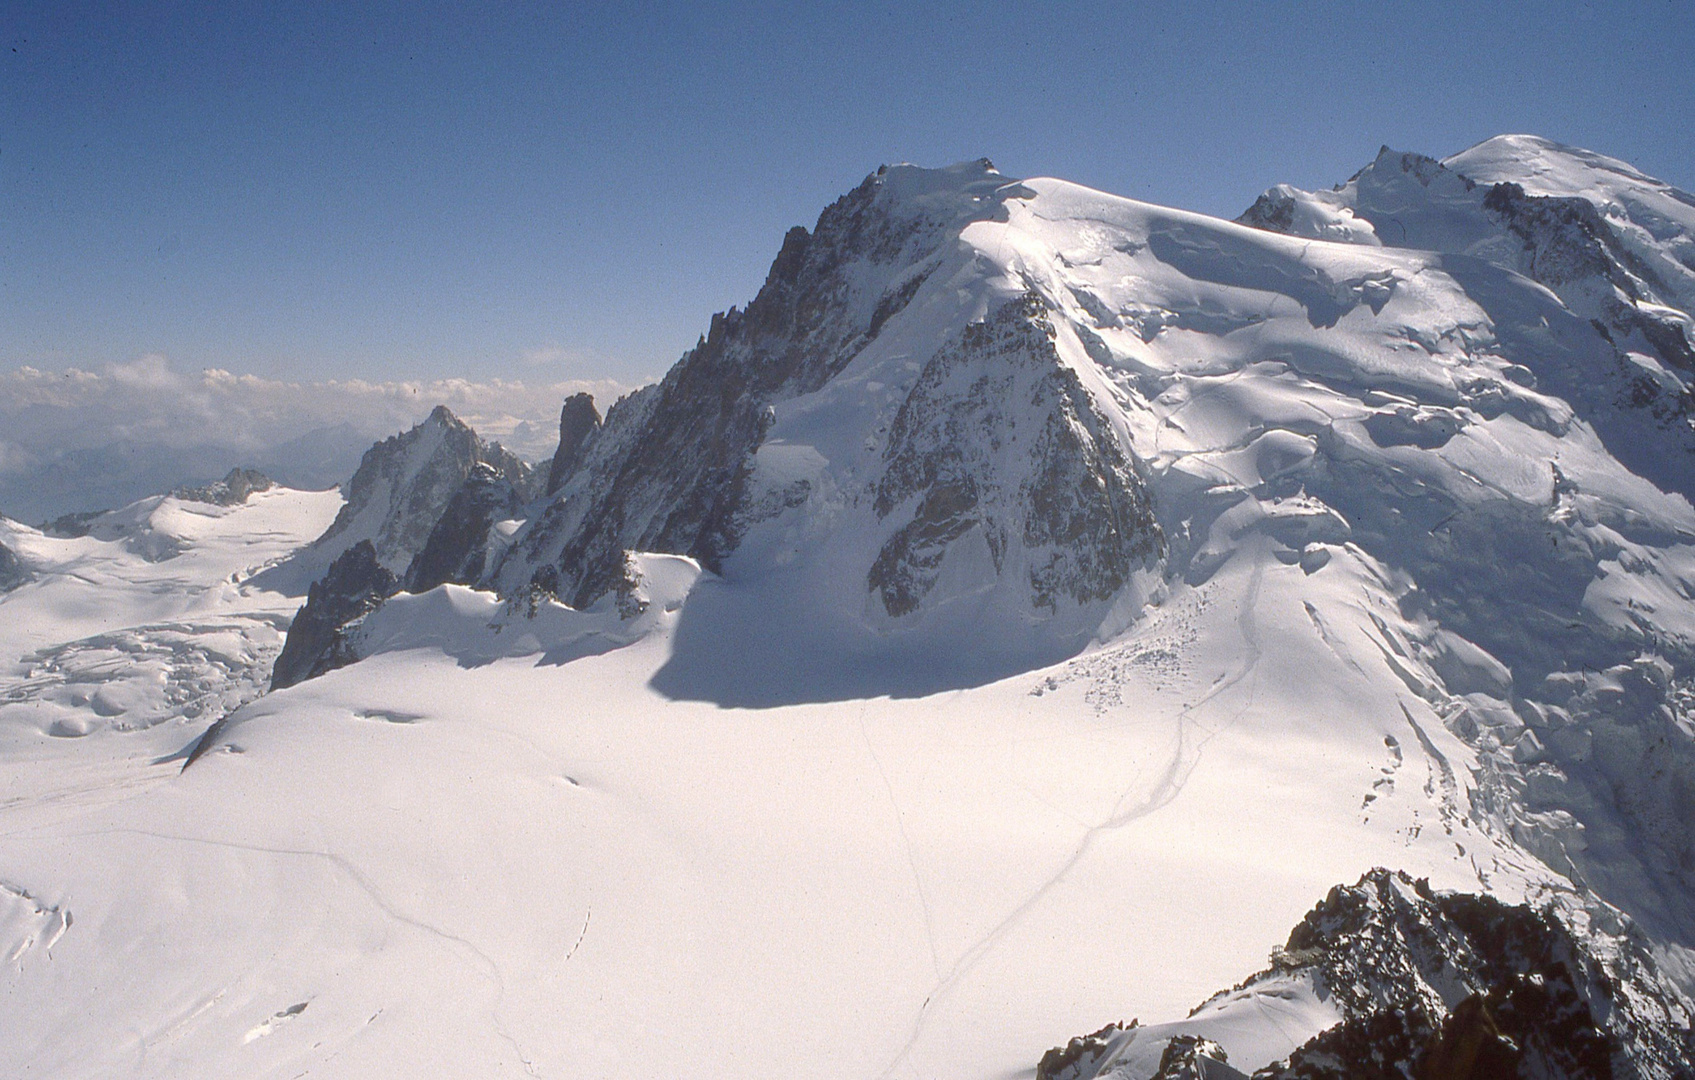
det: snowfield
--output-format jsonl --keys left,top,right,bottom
{"left": 1, "top": 514, "right": 1547, "bottom": 1079}
{"left": 5, "top": 135, "right": 1695, "bottom": 1077}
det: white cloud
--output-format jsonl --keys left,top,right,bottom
{"left": 0, "top": 358, "right": 637, "bottom": 522}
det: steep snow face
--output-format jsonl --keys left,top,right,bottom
{"left": 500, "top": 162, "right": 1173, "bottom": 684}
{"left": 500, "top": 160, "right": 1035, "bottom": 607}
{"left": 304, "top": 405, "right": 533, "bottom": 577}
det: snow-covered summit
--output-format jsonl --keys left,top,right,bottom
{"left": 10, "top": 139, "right": 1695, "bottom": 1079}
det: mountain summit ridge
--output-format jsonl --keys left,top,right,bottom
{"left": 20, "top": 135, "right": 1693, "bottom": 1077}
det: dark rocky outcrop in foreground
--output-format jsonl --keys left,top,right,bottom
{"left": 270, "top": 541, "right": 398, "bottom": 691}
{"left": 172, "top": 468, "right": 275, "bottom": 506}
{"left": 1039, "top": 869, "right": 1695, "bottom": 1080}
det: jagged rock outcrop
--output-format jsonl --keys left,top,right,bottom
{"left": 1041, "top": 870, "right": 1695, "bottom": 1080}
{"left": 309, "top": 405, "right": 532, "bottom": 574}
{"left": 171, "top": 468, "right": 274, "bottom": 506}
{"left": 41, "top": 510, "right": 104, "bottom": 539}
{"left": 0, "top": 539, "right": 27, "bottom": 593}
{"left": 270, "top": 541, "right": 399, "bottom": 691}
{"left": 869, "top": 291, "right": 1160, "bottom": 616}
{"left": 402, "top": 463, "right": 526, "bottom": 593}
{"left": 544, "top": 393, "right": 601, "bottom": 496}
{"left": 498, "top": 161, "right": 1022, "bottom": 609}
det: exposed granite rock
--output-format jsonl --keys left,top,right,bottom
{"left": 171, "top": 468, "right": 275, "bottom": 506}
{"left": 1262, "top": 870, "right": 1694, "bottom": 1079}
{"left": 0, "top": 539, "right": 27, "bottom": 592}
{"left": 501, "top": 161, "right": 1015, "bottom": 609}
{"left": 402, "top": 463, "right": 526, "bottom": 593}
{"left": 1154, "top": 1037, "right": 1246, "bottom": 1080}
{"left": 1038, "top": 1022, "right": 1137, "bottom": 1080}
{"left": 270, "top": 541, "right": 399, "bottom": 690}
{"left": 310, "top": 405, "right": 532, "bottom": 574}
{"left": 869, "top": 292, "right": 1161, "bottom": 617}
{"left": 1042, "top": 869, "right": 1694, "bottom": 1080}
{"left": 544, "top": 393, "right": 602, "bottom": 496}
{"left": 1237, "top": 188, "right": 1296, "bottom": 234}
{"left": 41, "top": 510, "right": 105, "bottom": 539}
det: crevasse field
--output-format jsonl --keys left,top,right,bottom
{"left": 5, "top": 135, "right": 1695, "bottom": 1077}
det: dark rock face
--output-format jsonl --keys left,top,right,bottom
{"left": 545, "top": 393, "right": 602, "bottom": 497}
{"left": 172, "top": 468, "right": 275, "bottom": 506}
{"left": 270, "top": 541, "right": 399, "bottom": 691}
{"left": 0, "top": 540, "right": 27, "bottom": 592}
{"left": 1039, "top": 870, "right": 1694, "bottom": 1080}
{"left": 1262, "top": 873, "right": 1626, "bottom": 1078}
{"left": 402, "top": 463, "right": 525, "bottom": 593}
{"left": 1038, "top": 1023, "right": 1136, "bottom": 1080}
{"left": 1237, "top": 189, "right": 1296, "bottom": 233}
{"left": 505, "top": 162, "right": 1012, "bottom": 609}
{"left": 41, "top": 510, "right": 105, "bottom": 539}
{"left": 311, "top": 405, "right": 532, "bottom": 574}
{"left": 869, "top": 292, "right": 1162, "bottom": 617}
{"left": 1153, "top": 1037, "right": 1246, "bottom": 1080}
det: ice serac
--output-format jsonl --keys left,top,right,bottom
{"left": 1237, "top": 137, "right": 1695, "bottom": 500}
{"left": 308, "top": 405, "right": 532, "bottom": 575}
{"left": 270, "top": 540, "right": 398, "bottom": 691}
{"left": 544, "top": 392, "right": 601, "bottom": 496}
{"left": 1043, "top": 870, "right": 1695, "bottom": 1080}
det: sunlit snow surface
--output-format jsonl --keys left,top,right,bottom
{"left": 5, "top": 140, "right": 1695, "bottom": 1078}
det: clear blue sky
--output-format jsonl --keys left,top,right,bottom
{"left": 5, "top": 0, "right": 1693, "bottom": 384}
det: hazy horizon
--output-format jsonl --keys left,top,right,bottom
{"left": 6, "top": 2, "right": 1694, "bottom": 389}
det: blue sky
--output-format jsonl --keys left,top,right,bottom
{"left": 5, "top": 1, "right": 1693, "bottom": 384}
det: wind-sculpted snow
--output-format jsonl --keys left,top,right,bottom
{"left": 9, "top": 140, "right": 1695, "bottom": 1078}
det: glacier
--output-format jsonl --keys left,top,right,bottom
{"left": 3, "top": 135, "right": 1695, "bottom": 1077}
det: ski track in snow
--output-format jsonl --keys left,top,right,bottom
{"left": 73, "top": 826, "right": 541, "bottom": 1075}
{"left": 877, "top": 553, "right": 1266, "bottom": 1078}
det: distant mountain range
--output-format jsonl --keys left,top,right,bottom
{"left": 3, "top": 135, "right": 1695, "bottom": 1078}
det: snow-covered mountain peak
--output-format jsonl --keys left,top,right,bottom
{"left": 292, "top": 404, "right": 534, "bottom": 579}
{"left": 865, "top": 157, "right": 1022, "bottom": 218}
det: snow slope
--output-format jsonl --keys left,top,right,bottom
{"left": 6, "top": 138, "right": 1695, "bottom": 1078}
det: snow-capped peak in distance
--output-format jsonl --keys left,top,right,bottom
{"left": 8, "top": 136, "right": 1695, "bottom": 1080}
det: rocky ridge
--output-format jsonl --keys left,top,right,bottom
{"left": 1040, "top": 869, "right": 1695, "bottom": 1080}
{"left": 307, "top": 404, "right": 534, "bottom": 575}
{"left": 171, "top": 467, "right": 275, "bottom": 506}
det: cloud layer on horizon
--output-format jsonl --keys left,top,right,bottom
{"left": 0, "top": 356, "right": 633, "bottom": 522}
